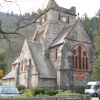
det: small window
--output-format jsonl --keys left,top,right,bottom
{"left": 75, "top": 56, "right": 77, "bottom": 69}
{"left": 24, "top": 59, "right": 27, "bottom": 71}
{"left": 39, "top": 18, "right": 42, "bottom": 25}
{"left": 82, "top": 57, "right": 85, "bottom": 69}
{"left": 86, "top": 57, "right": 88, "bottom": 70}
{"left": 40, "top": 14, "right": 46, "bottom": 25}
{"left": 78, "top": 45, "right": 81, "bottom": 69}
{"left": 68, "top": 16, "right": 70, "bottom": 23}
{"left": 21, "top": 61, "right": 23, "bottom": 72}
{"left": 54, "top": 48, "right": 58, "bottom": 60}
{"left": 58, "top": 13, "right": 60, "bottom": 21}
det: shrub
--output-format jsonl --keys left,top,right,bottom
{"left": 16, "top": 85, "right": 26, "bottom": 91}
{"left": 32, "top": 88, "right": 58, "bottom": 96}
{"left": 20, "top": 89, "right": 33, "bottom": 97}
{"left": 45, "top": 89, "right": 58, "bottom": 96}
{"left": 56, "top": 90, "right": 84, "bottom": 96}
{"left": 32, "top": 88, "right": 45, "bottom": 96}
{"left": 58, "top": 90, "right": 63, "bottom": 93}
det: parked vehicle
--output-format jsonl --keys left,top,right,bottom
{"left": 85, "top": 81, "right": 100, "bottom": 97}
{"left": 93, "top": 89, "right": 100, "bottom": 99}
{"left": 0, "top": 85, "right": 19, "bottom": 97}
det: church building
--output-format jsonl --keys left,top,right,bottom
{"left": 2, "top": 0, "right": 96, "bottom": 92}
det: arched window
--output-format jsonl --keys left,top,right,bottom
{"left": 78, "top": 45, "right": 81, "bottom": 69}
{"left": 54, "top": 48, "right": 58, "bottom": 60}
{"left": 72, "top": 44, "right": 90, "bottom": 71}
{"left": 20, "top": 60, "right": 23, "bottom": 72}
{"left": 23, "top": 58, "right": 27, "bottom": 72}
{"left": 58, "top": 13, "right": 60, "bottom": 21}
{"left": 82, "top": 57, "right": 85, "bottom": 69}
{"left": 20, "top": 59, "right": 27, "bottom": 72}
{"left": 68, "top": 16, "right": 70, "bottom": 23}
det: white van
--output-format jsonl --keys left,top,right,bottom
{"left": 85, "top": 81, "right": 100, "bottom": 96}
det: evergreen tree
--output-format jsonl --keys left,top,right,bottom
{"left": 93, "top": 9, "right": 100, "bottom": 80}
{"left": 81, "top": 13, "right": 94, "bottom": 42}
{"left": 93, "top": 9, "right": 100, "bottom": 57}
{"left": 81, "top": 11, "right": 100, "bottom": 80}
{"left": 93, "top": 55, "right": 100, "bottom": 80}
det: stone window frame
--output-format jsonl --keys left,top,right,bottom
{"left": 20, "top": 60, "right": 23, "bottom": 72}
{"left": 23, "top": 58, "right": 27, "bottom": 72}
{"left": 53, "top": 47, "right": 58, "bottom": 61}
{"left": 58, "top": 13, "right": 70, "bottom": 23}
{"left": 72, "top": 43, "right": 90, "bottom": 71}
{"left": 58, "top": 13, "right": 60, "bottom": 21}
{"left": 67, "top": 16, "right": 70, "bottom": 23}
{"left": 12, "top": 64, "right": 16, "bottom": 70}
{"left": 40, "top": 14, "right": 47, "bottom": 25}
{"left": 20, "top": 59, "right": 27, "bottom": 72}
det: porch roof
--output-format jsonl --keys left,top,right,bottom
{"left": 2, "top": 70, "right": 15, "bottom": 79}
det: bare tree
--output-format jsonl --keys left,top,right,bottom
{"left": 0, "top": 0, "right": 44, "bottom": 48}
{"left": 0, "top": 1, "right": 35, "bottom": 43}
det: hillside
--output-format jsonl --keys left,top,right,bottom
{"left": 0, "top": 12, "right": 37, "bottom": 72}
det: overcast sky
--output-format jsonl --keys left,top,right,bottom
{"left": 0, "top": 0, "right": 100, "bottom": 17}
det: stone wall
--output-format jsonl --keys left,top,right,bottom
{"left": 2, "top": 78, "right": 15, "bottom": 86}
{"left": 39, "top": 78, "right": 56, "bottom": 88}
{"left": 0, "top": 96, "right": 91, "bottom": 100}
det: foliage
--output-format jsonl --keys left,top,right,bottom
{"left": 0, "top": 49, "right": 7, "bottom": 77}
{"left": 45, "top": 88, "right": 58, "bottom": 96}
{"left": 16, "top": 85, "right": 26, "bottom": 91}
{"left": 92, "top": 9, "right": 100, "bottom": 80}
{"left": 93, "top": 55, "right": 100, "bottom": 80}
{"left": 20, "top": 88, "right": 83, "bottom": 97}
{"left": 32, "top": 88, "right": 58, "bottom": 96}
{"left": 20, "top": 89, "right": 33, "bottom": 97}
{"left": 81, "top": 13, "right": 94, "bottom": 42}
{"left": 32, "top": 88, "right": 45, "bottom": 96}
{"left": 93, "top": 9, "right": 100, "bottom": 57}
{"left": 81, "top": 11, "right": 100, "bottom": 81}
{"left": 56, "top": 90, "right": 84, "bottom": 96}
{"left": 0, "top": 11, "right": 36, "bottom": 72}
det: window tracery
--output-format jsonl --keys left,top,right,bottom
{"left": 72, "top": 44, "right": 90, "bottom": 71}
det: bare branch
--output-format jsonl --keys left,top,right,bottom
{"left": 4, "top": 0, "right": 22, "bottom": 15}
{"left": 0, "top": 6, "right": 43, "bottom": 48}
{"left": 0, "top": 29, "right": 19, "bottom": 35}
{"left": 5, "top": 0, "right": 12, "bottom": 2}
{"left": 0, "top": 12, "right": 41, "bottom": 36}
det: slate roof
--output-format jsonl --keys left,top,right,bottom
{"left": 12, "top": 57, "right": 19, "bottom": 64}
{"left": 2, "top": 40, "right": 56, "bottom": 80}
{"left": 28, "top": 41, "right": 56, "bottom": 79}
{"left": 50, "top": 25, "right": 72, "bottom": 47}
{"left": 2, "top": 70, "right": 15, "bottom": 79}
{"left": 50, "top": 19, "right": 79, "bottom": 47}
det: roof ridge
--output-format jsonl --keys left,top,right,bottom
{"left": 50, "top": 25, "right": 73, "bottom": 47}
{"left": 64, "top": 19, "right": 79, "bottom": 39}
{"left": 49, "top": 26, "right": 66, "bottom": 47}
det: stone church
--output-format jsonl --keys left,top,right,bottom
{"left": 2, "top": 0, "right": 96, "bottom": 91}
